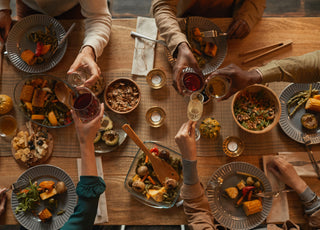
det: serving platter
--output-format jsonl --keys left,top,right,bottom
{"left": 6, "top": 14, "right": 67, "bottom": 73}
{"left": 279, "top": 83, "right": 320, "bottom": 144}
{"left": 11, "top": 164, "right": 77, "bottom": 230}
{"left": 166, "top": 16, "right": 227, "bottom": 76}
{"left": 206, "top": 162, "right": 272, "bottom": 230}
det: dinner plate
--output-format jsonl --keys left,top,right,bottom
{"left": 279, "top": 83, "right": 320, "bottom": 144}
{"left": 166, "top": 16, "right": 227, "bottom": 76}
{"left": 6, "top": 14, "right": 67, "bottom": 73}
{"left": 11, "top": 164, "right": 77, "bottom": 230}
{"left": 206, "top": 162, "right": 272, "bottom": 230}
{"left": 94, "top": 112, "right": 128, "bottom": 153}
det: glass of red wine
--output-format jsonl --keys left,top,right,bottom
{"left": 180, "top": 67, "right": 205, "bottom": 95}
{"left": 72, "top": 87, "right": 101, "bottom": 123}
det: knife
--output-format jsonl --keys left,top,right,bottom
{"left": 289, "top": 160, "right": 320, "bottom": 166}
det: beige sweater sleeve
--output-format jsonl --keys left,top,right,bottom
{"left": 257, "top": 50, "right": 320, "bottom": 83}
{"left": 151, "top": 0, "right": 190, "bottom": 56}
{"left": 233, "top": 0, "right": 266, "bottom": 30}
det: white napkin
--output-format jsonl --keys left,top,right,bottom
{"left": 131, "top": 17, "right": 158, "bottom": 76}
{"left": 263, "top": 155, "right": 289, "bottom": 224}
{"left": 279, "top": 152, "right": 320, "bottom": 177}
{"left": 77, "top": 156, "right": 108, "bottom": 224}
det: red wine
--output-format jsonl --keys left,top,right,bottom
{"left": 74, "top": 93, "right": 100, "bottom": 122}
{"left": 183, "top": 73, "right": 204, "bottom": 92}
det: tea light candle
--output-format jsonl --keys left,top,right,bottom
{"left": 151, "top": 75, "right": 162, "bottom": 85}
{"left": 151, "top": 111, "right": 161, "bottom": 122}
{"left": 227, "top": 141, "right": 238, "bottom": 152}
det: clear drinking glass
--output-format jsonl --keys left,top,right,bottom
{"left": 187, "top": 92, "right": 204, "bottom": 141}
{"left": 181, "top": 67, "right": 205, "bottom": 95}
{"left": 66, "top": 69, "right": 89, "bottom": 87}
{"left": 72, "top": 87, "right": 101, "bottom": 123}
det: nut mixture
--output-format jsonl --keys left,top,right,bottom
{"left": 106, "top": 81, "right": 140, "bottom": 112}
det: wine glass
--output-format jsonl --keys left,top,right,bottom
{"left": 66, "top": 69, "right": 90, "bottom": 87}
{"left": 72, "top": 87, "right": 101, "bottom": 123}
{"left": 187, "top": 92, "right": 204, "bottom": 141}
{"left": 181, "top": 67, "right": 205, "bottom": 95}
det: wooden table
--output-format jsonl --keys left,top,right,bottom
{"left": 1, "top": 17, "right": 320, "bottom": 227}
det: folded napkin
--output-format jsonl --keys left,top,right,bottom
{"left": 279, "top": 152, "right": 320, "bottom": 177}
{"left": 263, "top": 155, "right": 289, "bottom": 224}
{"left": 77, "top": 156, "right": 108, "bottom": 224}
{"left": 131, "top": 17, "right": 158, "bottom": 76}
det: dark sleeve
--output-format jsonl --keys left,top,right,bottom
{"left": 61, "top": 176, "right": 106, "bottom": 230}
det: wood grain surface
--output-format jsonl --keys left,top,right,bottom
{"left": 1, "top": 18, "right": 320, "bottom": 226}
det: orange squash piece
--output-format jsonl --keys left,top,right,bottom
{"left": 21, "top": 49, "right": 36, "bottom": 65}
{"left": 31, "top": 114, "right": 45, "bottom": 120}
{"left": 48, "top": 111, "right": 58, "bottom": 126}
{"left": 40, "top": 44, "right": 51, "bottom": 55}
{"left": 39, "top": 180, "right": 55, "bottom": 191}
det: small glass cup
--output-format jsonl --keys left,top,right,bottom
{"left": 145, "top": 106, "right": 166, "bottom": 127}
{"left": 66, "top": 69, "right": 90, "bottom": 87}
{"left": 222, "top": 136, "right": 245, "bottom": 157}
{"left": 146, "top": 68, "right": 166, "bottom": 89}
{"left": 0, "top": 115, "right": 17, "bottom": 138}
{"left": 181, "top": 67, "right": 205, "bottom": 95}
{"left": 72, "top": 87, "right": 101, "bottom": 123}
{"left": 205, "top": 74, "right": 230, "bottom": 99}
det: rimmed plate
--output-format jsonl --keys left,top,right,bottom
{"left": 6, "top": 14, "right": 67, "bottom": 73}
{"left": 166, "top": 16, "right": 227, "bottom": 76}
{"left": 206, "top": 162, "right": 272, "bottom": 230}
{"left": 279, "top": 83, "right": 320, "bottom": 144}
{"left": 11, "top": 164, "right": 77, "bottom": 230}
{"left": 94, "top": 112, "right": 128, "bottom": 153}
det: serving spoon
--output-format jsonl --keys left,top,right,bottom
{"left": 122, "top": 124, "right": 180, "bottom": 185}
{"left": 54, "top": 81, "right": 73, "bottom": 109}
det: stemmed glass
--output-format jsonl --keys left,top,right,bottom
{"left": 187, "top": 92, "right": 204, "bottom": 141}
{"left": 180, "top": 67, "right": 205, "bottom": 95}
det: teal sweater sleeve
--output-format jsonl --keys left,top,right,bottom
{"left": 61, "top": 176, "right": 106, "bottom": 230}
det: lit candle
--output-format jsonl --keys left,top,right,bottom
{"left": 151, "top": 75, "right": 162, "bottom": 85}
{"left": 227, "top": 141, "right": 238, "bottom": 152}
{"left": 151, "top": 111, "right": 161, "bottom": 122}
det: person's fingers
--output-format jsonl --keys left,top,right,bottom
{"left": 84, "top": 75, "right": 99, "bottom": 87}
{"left": 228, "top": 21, "right": 241, "bottom": 39}
{"left": 189, "top": 121, "right": 196, "bottom": 138}
{"left": 268, "top": 166, "right": 281, "bottom": 179}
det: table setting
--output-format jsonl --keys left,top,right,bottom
{"left": 0, "top": 16, "right": 320, "bottom": 229}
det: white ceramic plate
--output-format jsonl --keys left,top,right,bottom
{"left": 279, "top": 83, "right": 320, "bottom": 144}
{"left": 11, "top": 164, "right": 77, "bottom": 230}
{"left": 6, "top": 14, "right": 67, "bottom": 73}
{"left": 206, "top": 162, "right": 272, "bottom": 230}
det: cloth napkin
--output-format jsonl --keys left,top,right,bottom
{"left": 131, "top": 16, "right": 158, "bottom": 76}
{"left": 279, "top": 151, "right": 320, "bottom": 177}
{"left": 263, "top": 155, "right": 289, "bottom": 224}
{"left": 77, "top": 156, "right": 108, "bottom": 224}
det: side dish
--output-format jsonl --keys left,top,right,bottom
{"left": 224, "top": 172, "right": 264, "bottom": 216}
{"left": 127, "top": 146, "right": 182, "bottom": 205}
{"left": 15, "top": 179, "right": 67, "bottom": 222}
{"left": 94, "top": 115, "right": 119, "bottom": 146}
{"left": 18, "top": 77, "right": 72, "bottom": 127}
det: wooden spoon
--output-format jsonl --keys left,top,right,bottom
{"left": 122, "top": 124, "right": 180, "bottom": 185}
{"left": 54, "top": 81, "right": 73, "bottom": 109}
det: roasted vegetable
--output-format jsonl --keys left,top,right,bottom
{"left": 38, "top": 208, "right": 52, "bottom": 222}
{"left": 40, "top": 188, "right": 57, "bottom": 200}
{"left": 100, "top": 116, "right": 113, "bottom": 130}
{"left": 56, "top": 181, "right": 67, "bottom": 194}
{"left": 301, "top": 113, "right": 318, "bottom": 130}
{"left": 0, "top": 94, "right": 13, "bottom": 114}
{"left": 305, "top": 98, "right": 320, "bottom": 113}
{"left": 242, "top": 199, "right": 263, "bottom": 216}
{"left": 21, "top": 49, "right": 36, "bottom": 65}
{"left": 225, "top": 187, "right": 238, "bottom": 199}
{"left": 102, "top": 130, "right": 119, "bottom": 146}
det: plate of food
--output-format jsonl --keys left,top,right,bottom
{"left": 11, "top": 164, "right": 77, "bottom": 230}
{"left": 166, "top": 16, "right": 227, "bottom": 76}
{"left": 206, "top": 162, "right": 272, "bottom": 230}
{"left": 11, "top": 122, "right": 53, "bottom": 167}
{"left": 124, "top": 141, "right": 182, "bottom": 209}
{"left": 13, "top": 74, "right": 74, "bottom": 128}
{"left": 6, "top": 14, "right": 67, "bottom": 73}
{"left": 279, "top": 83, "right": 320, "bottom": 144}
{"left": 94, "top": 112, "right": 128, "bottom": 153}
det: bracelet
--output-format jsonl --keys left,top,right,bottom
{"left": 303, "top": 193, "right": 319, "bottom": 207}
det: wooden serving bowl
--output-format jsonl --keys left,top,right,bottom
{"left": 231, "top": 84, "right": 281, "bottom": 134}
{"left": 104, "top": 78, "right": 141, "bottom": 114}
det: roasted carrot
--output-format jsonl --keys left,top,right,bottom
{"left": 248, "top": 190, "right": 253, "bottom": 201}
{"left": 145, "top": 155, "right": 149, "bottom": 163}
{"left": 141, "top": 173, "right": 148, "bottom": 182}
{"left": 147, "top": 176, "right": 156, "bottom": 185}
{"left": 193, "top": 48, "right": 202, "bottom": 56}
{"left": 236, "top": 195, "right": 244, "bottom": 206}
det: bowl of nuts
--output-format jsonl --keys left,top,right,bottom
{"left": 104, "top": 78, "right": 141, "bottom": 114}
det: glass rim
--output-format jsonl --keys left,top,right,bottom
{"left": 71, "top": 86, "right": 97, "bottom": 111}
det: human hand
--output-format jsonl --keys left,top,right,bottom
{"left": 227, "top": 19, "right": 250, "bottom": 39}
{"left": 173, "top": 42, "right": 202, "bottom": 95}
{"left": 267, "top": 157, "right": 307, "bottom": 194}
{"left": 71, "top": 103, "right": 104, "bottom": 145}
{"left": 175, "top": 120, "right": 197, "bottom": 161}
{"left": 212, "top": 64, "right": 261, "bottom": 100}
{"left": 0, "top": 188, "right": 7, "bottom": 216}
{"left": 67, "top": 46, "right": 101, "bottom": 88}
{"left": 0, "top": 9, "right": 12, "bottom": 43}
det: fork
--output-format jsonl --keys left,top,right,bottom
{"left": 302, "top": 133, "right": 320, "bottom": 179}
{"left": 254, "top": 189, "right": 294, "bottom": 198}
{"left": 130, "top": 31, "right": 167, "bottom": 47}
{"left": 200, "top": 30, "right": 228, "bottom": 38}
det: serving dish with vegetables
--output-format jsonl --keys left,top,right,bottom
{"left": 14, "top": 75, "right": 74, "bottom": 128}
{"left": 6, "top": 14, "right": 67, "bottom": 73}
{"left": 279, "top": 83, "right": 320, "bottom": 144}
{"left": 11, "top": 164, "right": 76, "bottom": 230}
{"left": 206, "top": 162, "right": 272, "bottom": 230}
{"left": 124, "top": 141, "right": 182, "bottom": 209}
